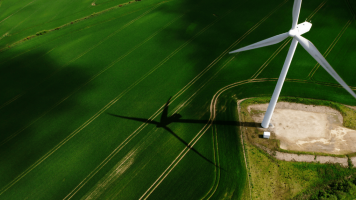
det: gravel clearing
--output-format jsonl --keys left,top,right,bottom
{"left": 275, "top": 152, "right": 348, "bottom": 167}
{"left": 249, "top": 102, "right": 356, "bottom": 155}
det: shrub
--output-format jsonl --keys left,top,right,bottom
{"left": 35, "top": 30, "right": 48, "bottom": 36}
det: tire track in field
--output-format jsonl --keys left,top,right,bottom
{"left": 0, "top": 3, "right": 164, "bottom": 146}
{"left": 306, "top": 0, "right": 328, "bottom": 21}
{"left": 0, "top": 2, "right": 163, "bottom": 111}
{"left": 139, "top": 79, "right": 255, "bottom": 200}
{"left": 139, "top": 53, "right": 356, "bottom": 200}
{"left": 250, "top": 38, "right": 292, "bottom": 79}
{"left": 0, "top": 0, "right": 36, "bottom": 25}
{"left": 139, "top": 1, "right": 319, "bottom": 198}
{"left": 62, "top": 11, "right": 236, "bottom": 200}
{"left": 1, "top": 6, "right": 42, "bottom": 37}
{"left": 139, "top": 0, "right": 333, "bottom": 198}
{"left": 344, "top": 0, "right": 356, "bottom": 22}
{"left": 138, "top": 1, "right": 333, "bottom": 197}
{"left": 0, "top": 4, "right": 154, "bottom": 66}
{"left": 172, "top": 0, "right": 290, "bottom": 116}
{"left": 307, "top": 20, "right": 352, "bottom": 79}
{"left": 64, "top": 2, "right": 290, "bottom": 198}
{"left": 0, "top": 9, "right": 224, "bottom": 196}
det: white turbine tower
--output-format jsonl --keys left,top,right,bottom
{"left": 230, "top": 0, "right": 356, "bottom": 129}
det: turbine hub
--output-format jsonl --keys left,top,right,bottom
{"left": 289, "top": 22, "right": 312, "bottom": 37}
{"left": 288, "top": 29, "right": 298, "bottom": 37}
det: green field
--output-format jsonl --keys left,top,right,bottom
{"left": 1, "top": 0, "right": 356, "bottom": 199}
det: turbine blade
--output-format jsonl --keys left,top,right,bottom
{"left": 229, "top": 32, "right": 289, "bottom": 54}
{"left": 295, "top": 35, "right": 356, "bottom": 99}
{"left": 292, "top": 0, "right": 302, "bottom": 29}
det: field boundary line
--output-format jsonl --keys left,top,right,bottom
{"left": 0, "top": 3, "right": 165, "bottom": 147}
{"left": 308, "top": 20, "right": 351, "bottom": 79}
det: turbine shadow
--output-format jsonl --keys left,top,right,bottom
{"left": 108, "top": 97, "right": 259, "bottom": 170}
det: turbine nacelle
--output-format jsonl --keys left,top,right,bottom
{"left": 289, "top": 22, "right": 312, "bottom": 37}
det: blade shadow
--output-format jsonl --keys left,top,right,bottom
{"left": 108, "top": 98, "right": 261, "bottom": 172}
{"left": 108, "top": 97, "right": 230, "bottom": 170}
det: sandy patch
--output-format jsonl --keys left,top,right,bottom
{"left": 82, "top": 151, "right": 136, "bottom": 200}
{"left": 248, "top": 102, "right": 356, "bottom": 155}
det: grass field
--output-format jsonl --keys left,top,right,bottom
{"left": 1, "top": 0, "right": 356, "bottom": 199}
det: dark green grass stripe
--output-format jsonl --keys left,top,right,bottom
{"left": 0, "top": 3, "right": 212, "bottom": 194}
{"left": 251, "top": 38, "right": 292, "bottom": 79}
{"left": 0, "top": 0, "right": 36, "bottom": 25}
{"left": 0, "top": 0, "right": 163, "bottom": 53}
{"left": 62, "top": 10, "right": 235, "bottom": 199}
{"left": 0, "top": 3, "right": 153, "bottom": 65}
{"left": 61, "top": 13, "right": 187, "bottom": 199}
{"left": 308, "top": 20, "right": 352, "bottom": 79}
{"left": 0, "top": 2, "right": 162, "bottom": 110}
{"left": 0, "top": 2, "right": 164, "bottom": 147}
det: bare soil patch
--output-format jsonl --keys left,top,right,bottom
{"left": 248, "top": 102, "right": 356, "bottom": 155}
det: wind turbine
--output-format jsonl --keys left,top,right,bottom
{"left": 229, "top": 0, "right": 356, "bottom": 129}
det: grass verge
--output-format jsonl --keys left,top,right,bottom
{"left": 239, "top": 96, "right": 356, "bottom": 199}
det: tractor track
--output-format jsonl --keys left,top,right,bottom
{"left": 0, "top": 2, "right": 164, "bottom": 111}
{"left": 0, "top": 2, "right": 169, "bottom": 147}
{"left": 0, "top": 8, "right": 231, "bottom": 196}
{"left": 1, "top": 0, "right": 355, "bottom": 199}
{"left": 64, "top": 2, "right": 291, "bottom": 198}
{"left": 308, "top": 20, "right": 352, "bottom": 79}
